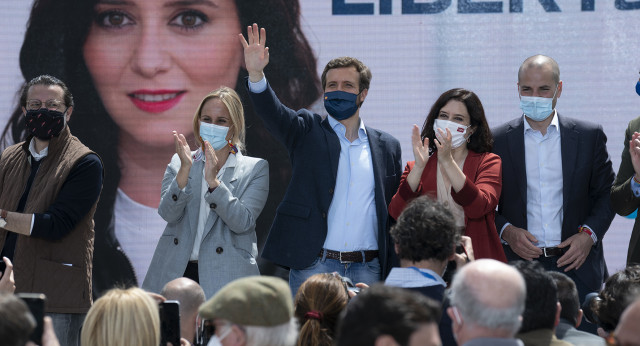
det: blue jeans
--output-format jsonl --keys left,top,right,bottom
{"left": 289, "top": 252, "right": 381, "bottom": 297}
{"left": 49, "top": 312, "right": 85, "bottom": 346}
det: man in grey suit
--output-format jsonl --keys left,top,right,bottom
{"left": 549, "top": 271, "right": 605, "bottom": 345}
{"left": 448, "top": 259, "right": 526, "bottom": 346}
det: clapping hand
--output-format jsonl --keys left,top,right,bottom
{"left": 173, "top": 131, "right": 192, "bottom": 167}
{"left": 434, "top": 127, "right": 453, "bottom": 162}
{"left": 411, "top": 125, "right": 430, "bottom": 169}
{"left": 204, "top": 141, "right": 220, "bottom": 190}
{"left": 630, "top": 132, "right": 640, "bottom": 181}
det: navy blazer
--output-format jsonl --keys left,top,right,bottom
{"left": 492, "top": 114, "right": 615, "bottom": 291}
{"left": 246, "top": 81, "right": 402, "bottom": 276}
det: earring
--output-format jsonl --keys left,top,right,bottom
{"left": 227, "top": 140, "right": 238, "bottom": 154}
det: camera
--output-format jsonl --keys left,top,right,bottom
{"left": 581, "top": 292, "right": 601, "bottom": 325}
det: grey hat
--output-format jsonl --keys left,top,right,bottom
{"left": 198, "top": 276, "right": 293, "bottom": 327}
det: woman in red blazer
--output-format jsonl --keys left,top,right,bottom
{"left": 389, "top": 88, "right": 506, "bottom": 262}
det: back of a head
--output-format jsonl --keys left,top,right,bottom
{"left": 0, "top": 293, "right": 36, "bottom": 346}
{"left": 614, "top": 298, "right": 640, "bottom": 344}
{"left": 161, "top": 278, "right": 206, "bottom": 343}
{"left": 512, "top": 261, "right": 558, "bottom": 333}
{"left": 81, "top": 287, "right": 160, "bottom": 346}
{"left": 548, "top": 271, "right": 580, "bottom": 325}
{"left": 294, "top": 273, "right": 349, "bottom": 346}
{"left": 335, "top": 284, "right": 440, "bottom": 346}
{"left": 161, "top": 278, "right": 205, "bottom": 320}
{"left": 594, "top": 265, "right": 640, "bottom": 332}
{"left": 390, "top": 195, "right": 458, "bottom": 263}
{"left": 449, "top": 259, "right": 526, "bottom": 337}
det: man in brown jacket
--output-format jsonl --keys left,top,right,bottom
{"left": 0, "top": 75, "right": 103, "bottom": 346}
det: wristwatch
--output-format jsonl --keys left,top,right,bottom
{"left": 0, "top": 209, "right": 7, "bottom": 228}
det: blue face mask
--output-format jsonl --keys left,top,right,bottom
{"left": 519, "top": 85, "right": 558, "bottom": 122}
{"left": 636, "top": 80, "right": 640, "bottom": 96}
{"left": 199, "top": 122, "right": 229, "bottom": 150}
{"left": 324, "top": 90, "right": 360, "bottom": 121}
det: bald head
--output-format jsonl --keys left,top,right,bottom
{"left": 518, "top": 55, "right": 560, "bottom": 85}
{"left": 161, "top": 278, "right": 205, "bottom": 315}
{"left": 615, "top": 298, "right": 640, "bottom": 345}
{"left": 449, "top": 259, "right": 526, "bottom": 335}
{"left": 161, "top": 278, "right": 205, "bottom": 343}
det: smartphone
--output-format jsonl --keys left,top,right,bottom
{"left": 17, "top": 293, "right": 46, "bottom": 344}
{"left": 159, "top": 300, "right": 181, "bottom": 346}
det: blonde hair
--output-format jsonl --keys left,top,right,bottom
{"left": 192, "top": 86, "right": 246, "bottom": 152}
{"left": 81, "top": 287, "right": 160, "bottom": 346}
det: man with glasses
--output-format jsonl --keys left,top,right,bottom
{"left": 0, "top": 75, "right": 103, "bottom": 346}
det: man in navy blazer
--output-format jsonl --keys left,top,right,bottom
{"left": 492, "top": 55, "right": 615, "bottom": 307}
{"left": 240, "top": 24, "right": 402, "bottom": 295}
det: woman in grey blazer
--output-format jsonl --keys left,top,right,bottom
{"left": 143, "top": 87, "right": 269, "bottom": 298}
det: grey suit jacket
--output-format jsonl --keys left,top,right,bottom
{"left": 142, "top": 152, "right": 269, "bottom": 298}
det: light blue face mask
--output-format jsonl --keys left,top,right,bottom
{"left": 519, "top": 85, "right": 558, "bottom": 122}
{"left": 199, "top": 122, "right": 229, "bottom": 150}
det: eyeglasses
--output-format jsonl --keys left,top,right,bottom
{"left": 26, "top": 99, "right": 64, "bottom": 111}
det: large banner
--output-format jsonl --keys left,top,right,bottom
{"left": 1, "top": 0, "right": 639, "bottom": 289}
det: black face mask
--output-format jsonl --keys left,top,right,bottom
{"left": 24, "top": 108, "right": 66, "bottom": 140}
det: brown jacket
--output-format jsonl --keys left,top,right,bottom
{"left": 0, "top": 127, "right": 100, "bottom": 313}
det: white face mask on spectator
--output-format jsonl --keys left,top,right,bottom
{"left": 207, "top": 325, "right": 232, "bottom": 346}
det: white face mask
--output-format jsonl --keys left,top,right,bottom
{"left": 207, "top": 325, "right": 232, "bottom": 346}
{"left": 433, "top": 119, "right": 470, "bottom": 148}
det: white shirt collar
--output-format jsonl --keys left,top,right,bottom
{"left": 28, "top": 137, "right": 48, "bottom": 161}
{"left": 327, "top": 115, "right": 368, "bottom": 139}
{"left": 523, "top": 109, "right": 559, "bottom": 134}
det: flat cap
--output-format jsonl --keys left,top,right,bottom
{"left": 199, "top": 276, "right": 293, "bottom": 326}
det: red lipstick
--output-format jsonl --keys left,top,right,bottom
{"left": 128, "top": 90, "right": 186, "bottom": 113}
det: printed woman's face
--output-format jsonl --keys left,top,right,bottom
{"left": 83, "top": 0, "right": 242, "bottom": 148}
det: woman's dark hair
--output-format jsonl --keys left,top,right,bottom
{"left": 420, "top": 88, "right": 493, "bottom": 154}
{"left": 294, "top": 273, "right": 349, "bottom": 346}
{"left": 2, "top": 0, "right": 322, "bottom": 296}
{"left": 593, "top": 265, "right": 640, "bottom": 332}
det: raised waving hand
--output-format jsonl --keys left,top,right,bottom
{"left": 239, "top": 23, "right": 269, "bottom": 82}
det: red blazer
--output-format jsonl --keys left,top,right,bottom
{"left": 388, "top": 150, "right": 506, "bottom": 262}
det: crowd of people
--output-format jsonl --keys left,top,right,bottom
{"left": 0, "top": 16, "right": 640, "bottom": 346}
